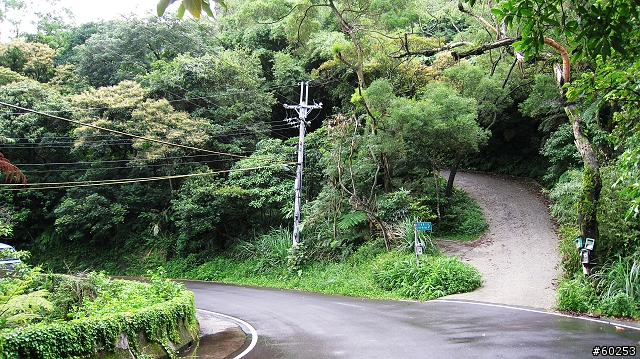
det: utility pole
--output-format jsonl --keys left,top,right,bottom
{"left": 284, "top": 82, "right": 322, "bottom": 245}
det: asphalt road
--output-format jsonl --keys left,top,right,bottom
{"left": 185, "top": 281, "right": 640, "bottom": 359}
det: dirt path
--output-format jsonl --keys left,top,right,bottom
{"left": 438, "top": 171, "right": 561, "bottom": 310}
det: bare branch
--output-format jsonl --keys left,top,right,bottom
{"left": 451, "top": 37, "right": 520, "bottom": 60}
{"left": 544, "top": 37, "right": 571, "bottom": 84}
{"left": 390, "top": 41, "right": 473, "bottom": 58}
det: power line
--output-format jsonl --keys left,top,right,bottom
{"left": 0, "top": 163, "right": 288, "bottom": 191}
{"left": 0, "top": 100, "right": 293, "bottom": 164}
{"left": 15, "top": 154, "right": 230, "bottom": 166}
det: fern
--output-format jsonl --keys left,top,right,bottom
{"left": 0, "top": 263, "right": 52, "bottom": 329}
{"left": 337, "top": 212, "right": 368, "bottom": 230}
{"left": 0, "top": 290, "right": 53, "bottom": 327}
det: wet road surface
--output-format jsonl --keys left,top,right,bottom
{"left": 185, "top": 281, "right": 640, "bottom": 359}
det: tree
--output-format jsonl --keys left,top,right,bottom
{"left": 48, "top": 80, "right": 212, "bottom": 245}
{"left": 73, "top": 17, "right": 219, "bottom": 88}
{"left": 141, "top": 51, "right": 276, "bottom": 154}
{"left": 0, "top": 39, "right": 56, "bottom": 83}
{"left": 386, "top": 81, "right": 488, "bottom": 199}
{"left": 324, "top": 113, "right": 394, "bottom": 250}
{"left": 226, "top": 139, "right": 295, "bottom": 230}
{"left": 171, "top": 173, "right": 247, "bottom": 254}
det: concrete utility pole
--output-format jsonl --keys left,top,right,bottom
{"left": 284, "top": 82, "right": 322, "bottom": 245}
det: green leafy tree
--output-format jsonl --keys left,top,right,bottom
{"left": 0, "top": 39, "right": 56, "bottom": 82}
{"left": 53, "top": 193, "right": 128, "bottom": 243}
{"left": 171, "top": 173, "right": 248, "bottom": 254}
{"left": 141, "top": 51, "right": 275, "bottom": 153}
{"left": 226, "top": 138, "right": 295, "bottom": 230}
{"left": 442, "top": 61, "right": 512, "bottom": 129}
{"left": 51, "top": 80, "right": 211, "bottom": 245}
{"left": 376, "top": 79, "right": 488, "bottom": 198}
{"left": 74, "top": 17, "right": 219, "bottom": 88}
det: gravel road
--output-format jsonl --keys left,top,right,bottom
{"left": 438, "top": 171, "right": 562, "bottom": 310}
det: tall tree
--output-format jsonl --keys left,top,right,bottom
{"left": 0, "top": 39, "right": 56, "bottom": 83}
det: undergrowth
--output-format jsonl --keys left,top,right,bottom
{"left": 161, "top": 242, "right": 482, "bottom": 301}
{"left": 552, "top": 166, "right": 640, "bottom": 319}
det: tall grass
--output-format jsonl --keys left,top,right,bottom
{"left": 593, "top": 255, "right": 640, "bottom": 318}
{"left": 556, "top": 255, "right": 640, "bottom": 318}
{"left": 228, "top": 227, "right": 292, "bottom": 272}
{"left": 372, "top": 254, "right": 483, "bottom": 300}
{"left": 395, "top": 217, "right": 438, "bottom": 254}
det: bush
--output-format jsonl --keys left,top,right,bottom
{"left": 592, "top": 255, "right": 640, "bottom": 318}
{"left": 373, "top": 253, "right": 483, "bottom": 300}
{"left": 557, "top": 255, "right": 640, "bottom": 318}
{"left": 556, "top": 275, "right": 597, "bottom": 313}
{"left": 438, "top": 189, "right": 487, "bottom": 239}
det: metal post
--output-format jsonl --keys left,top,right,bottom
{"left": 414, "top": 223, "right": 420, "bottom": 265}
{"left": 284, "top": 82, "right": 322, "bottom": 245}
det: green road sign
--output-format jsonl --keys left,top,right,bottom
{"left": 415, "top": 222, "right": 432, "bottom": 231}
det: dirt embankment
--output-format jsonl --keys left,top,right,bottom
{"left": 439, "top": 171, "right": 561, "bottom": 310}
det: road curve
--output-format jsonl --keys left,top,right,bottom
{"left": 185, "top": 281, "right": 640, "bottom": 359}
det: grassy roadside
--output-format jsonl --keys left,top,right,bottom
{"left": 160, "top": 241, "right": 483, "bottom": 302}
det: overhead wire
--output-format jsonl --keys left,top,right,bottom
{"left": 16, "top": 154, "right": 230, "bottom": 166}
{"left": 0, "top": 163, "right": 288, "bottom": 191}
{"left": 0, "top": 100, "right": 296, "bottom": 166}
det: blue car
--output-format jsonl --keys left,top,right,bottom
{"left": 0, "top": 243, "right": 21, "bottom": 270}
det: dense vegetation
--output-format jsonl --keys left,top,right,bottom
{"left": 0, "top": 0, "right": 639, "bottom": 318}
{"left": 0, "top": 258, "right": 197, "bottom": 358}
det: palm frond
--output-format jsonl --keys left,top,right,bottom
{"left": 0, "top": 152, "right": 26, "bottom": 184}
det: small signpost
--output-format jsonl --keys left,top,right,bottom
{"left": 414, "top": 222, "right": 432, "bottom": 265}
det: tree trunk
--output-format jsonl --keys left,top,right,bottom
{"left": 445, "top": 152, "right": 462, "bottom": 198}
{"left": 381, "top": 153, "right": 392, "bottom": 193}
{"left": 565, "top": 104, "right": 602, "bottom": 245}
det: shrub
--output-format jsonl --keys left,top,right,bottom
{"left": 592, "top": 255, "right": 640, "bottom": 318}
{"left": 556, "top": 275, "right": 597, "bottom": 313}
{"left": 438, "top": 189, "right": 487, "bottom": 239}
{"left": 373, "top": 253, "right": 482, "bottom": 300}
